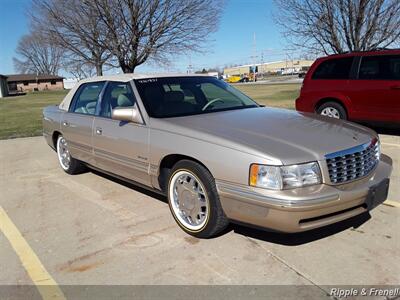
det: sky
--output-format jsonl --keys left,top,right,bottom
{"left": 0, "top": 0, "right": 294, "bottom": 76}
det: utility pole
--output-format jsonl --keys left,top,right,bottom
{"left": 250, "top": 32, "right": 258, "bottom": 82}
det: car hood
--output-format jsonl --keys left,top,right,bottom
{"left": 151, "top": 107, "right": 377, "bottom": 165}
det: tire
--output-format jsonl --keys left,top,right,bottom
{"left": 167, "top": 160, "right": 229, "bottom": 238}
{"left": 56, "top": 135, "right": 86, "bottom": 175}
{"left": 317, "top": 101, "right": 347, "bottom": 120}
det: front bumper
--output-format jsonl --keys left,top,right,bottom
{"left": 216, "top": 155, "right": 392, "bottom": 233}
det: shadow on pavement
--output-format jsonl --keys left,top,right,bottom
{"left": 90, "top": 169, "right": 167, "bottom": 203}
{"left": 231, "top": 212, "right": 371, "bottom": 246}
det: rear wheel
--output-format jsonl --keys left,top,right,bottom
{"left": 167, "top": 160, "right": 229, "bottom": 238}
{"left": 317, "top": 101, "right": 347, "bottom": 120}
{"left": 56, "top": 135, "right": 85, "bottom": 174}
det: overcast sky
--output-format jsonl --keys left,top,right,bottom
{"left": 0, "top": 0, "right": 294, "bottom": 75}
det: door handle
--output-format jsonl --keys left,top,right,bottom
{"left": 95, "top": 127, "right": 102, "bottom": 135}
{"left": 390, "top": 85, "right": 400, "bottom": 90}
{"left": 62, "top": 121, "right": 69, "bottom": 127}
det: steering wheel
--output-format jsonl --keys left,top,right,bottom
{"left": 201, "top": 98, "right": 224, "bottom": 111}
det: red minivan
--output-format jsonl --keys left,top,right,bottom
{"left": 296, "top": 50, "right": 400, "bottom": 124}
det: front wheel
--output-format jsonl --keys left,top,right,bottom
{"left": 56, "top": 135, "right": 86, "bottom": 174}
{"left": 167, "top": 160, "right": 229, "bottom": 238}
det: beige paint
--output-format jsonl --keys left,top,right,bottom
{"left": 43, "top": 74, "right": 392, "bottom": 233}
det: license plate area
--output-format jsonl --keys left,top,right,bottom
{"left": 365, "top": 178, "right": 390, "bottom": 210}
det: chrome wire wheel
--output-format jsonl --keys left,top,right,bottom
{"left": 320, "top": 107, "right": 340, "bottom": 119}
{"left": 57, "top": 136, "right": 71, "bottom": 170}
{"left": 169, "top": 170, "right": 209, "bottom": 231}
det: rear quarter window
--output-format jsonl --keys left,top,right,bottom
{"left": 312, "top": 57, "right": 354, "bottom": 80}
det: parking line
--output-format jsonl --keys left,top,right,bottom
{"left": 383, "top": 200, "right": 400, "bottom": 208}
{"left": 0, "top": 206, "right": 66, "bottom": 300}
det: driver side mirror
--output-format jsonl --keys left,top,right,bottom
{"left": 111, "top": 107, "right": 143, "bottom": 124}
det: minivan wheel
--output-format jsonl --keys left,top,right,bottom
{"left": 167, "top": 160, "right": 229, "bottom": 238}
{"left": 317, "top": 102, "right": 347, "bottom": 120}
{"left": 56, "top": 135, "right": 85, "bottom": 174}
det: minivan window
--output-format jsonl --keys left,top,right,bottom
{"left": 70, "top": 82, "right": 105, "bottom": 115}
{"left": 359, "top": 55, "right": 400, "bottom": 80}
{"left": 312, "top": 57, "right": 354, "bottom": 80}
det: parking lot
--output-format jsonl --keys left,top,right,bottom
{"left": 0, "top": 134, "right": 399, "bottom": 299}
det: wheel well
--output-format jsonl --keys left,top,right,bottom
{"left": 158, "top": 154, "right": 211, "bottom": 192}
{"left": 315, "top": 98, "right": 347, "bottom": 114}
{"left": 52, "top": 131, "right": 62, "bottom": 149}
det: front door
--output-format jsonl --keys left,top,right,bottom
{"left": 92, "top": 81, "right": 151, "bottom": 186}
{"left": 61, "top": 81, "right": 106, "bottom": 164}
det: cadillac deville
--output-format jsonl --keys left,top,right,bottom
{"left": 43, "top": 74, "right": 392, "bottom": 238}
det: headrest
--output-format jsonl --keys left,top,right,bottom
{"left": 117, "top": 94, "right": 133, "bottom": 107}
{"left": 163, "top": 91, "right": 184, "bottom": 103}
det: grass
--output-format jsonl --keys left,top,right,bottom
{"left": 234, "top": 83, "right": 301, "bottom": 109}
{"left": 0, "top": 90, "right": 68, "bottom": 139}
{"left": 0, "top": 83, "right": 301, "bottom": 140}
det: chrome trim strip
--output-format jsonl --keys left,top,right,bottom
{"left": 325, "top": 140, "right": 373, "bottom": 159}
{"left": 94, "top": 148, "right": 149, "bottom": 172}
{"left": 68, "top": 140, "right": 92, "bottom": 153}
{"left": 216, "top": 180, "right": 339, "bottom": 207}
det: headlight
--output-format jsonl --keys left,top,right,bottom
{"left": 249, "top": 162, "right": 321, "bottom": 190}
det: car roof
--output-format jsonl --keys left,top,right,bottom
{"left": 79, "top": 73, "right": 213, "bottom": 83}
{"left": 319, "top": 49, "right": 400, "bottom": 60}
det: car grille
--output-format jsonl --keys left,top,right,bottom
{"left": 326, "top": 139, "right": 380, "bottom": 184}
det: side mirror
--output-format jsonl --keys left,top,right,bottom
{"left": 111, "top": 107, "right": 143, "bottom": 124}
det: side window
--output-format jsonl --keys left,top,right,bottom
{"left": 70, "top": 82, "right": 105, "bottom": 115}
{"left": 100, "top": 82, "right": 136, "bottom": 118}
{"left": 312, "top": 57, "right": 354, "bottom": 79}
{"left": 359, "top": 55, "right": 400, "bottom": 80}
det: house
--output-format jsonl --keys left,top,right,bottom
{"left": 7, "top": 74, "right": 64, "bottom": 93}
{"left": 0, "top": 74, "right": 9, "bottom": 98}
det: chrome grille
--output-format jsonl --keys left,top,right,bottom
{"left": 326, "top": 140, "right": 380, "bottom": 184}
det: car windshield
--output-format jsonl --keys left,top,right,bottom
{"left": 134, "top": 76, "right": 258, "bottom": 118}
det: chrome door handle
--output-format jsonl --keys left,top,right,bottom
{"left": 95, "top": 127, "right": 102, "bottom": 135}
{"left": 390, "top": 85, "right": 400, "bottom": 90}
{"left": 62, "top": 121, "right": 69, "bottom": 127}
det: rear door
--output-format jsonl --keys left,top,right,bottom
{"left": 349, "top": 55, "right": 400, "bottom": 122}
{"left": 61, "top": 81, "right": 105, "bottom": 164}
{"left": 92, "top": 81, "right": 151, "bottom": 186}
{"left": 309, "top": 56, "right": 355, "bottom": 107}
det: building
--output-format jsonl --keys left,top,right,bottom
{"left": 0, "top": 74, "right": 9, "bottom": 98}
{"left": 223, "top": 60, "right": 315, "bottom": 77}
{"left": 7, "top": 74, "right": 64, "bottom": 93}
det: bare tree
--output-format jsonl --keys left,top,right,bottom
{"left": 92, "top": 0, "right": 224, "bottom": 73}
{"left": 274, "top": 0, "right": 400, "bottom": 54}
{"left": 31, "top": 0, "right": 113, "bottom": 76}
{"left": 13, "top": 31, "right": 63, "bottom": 75}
